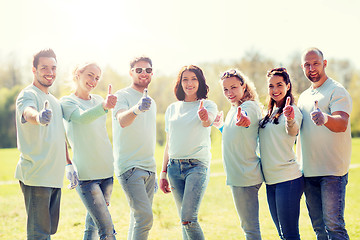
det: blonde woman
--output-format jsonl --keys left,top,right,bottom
{"left": 60, "top": 63, "right": 117, "bottom": 240}
{"left": 219, "top": 69, "right": 263, "bottom": 240}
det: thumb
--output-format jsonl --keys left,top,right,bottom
{"left": 314, "top": 100, "right": 319, "bottom": 110}
{"left": 285, "top": 96, "right": 291, "bottom": 106}
{"left": 108, "top": 84, "right": 112, "bottom": 94}
{"left": 143, "top": 88, "right": 148, "bottom": 98}
{"left": 199, "top": 99, "right": 204, "bottom": 110}
{"left": 237, "top": 106, "right": 242, "bottom": 120}
{"left": 44, "top": 100, "right": 49, "bottom": 110}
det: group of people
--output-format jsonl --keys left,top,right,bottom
{"left": 14, "top": 47, "right": 352, "bottom": 240}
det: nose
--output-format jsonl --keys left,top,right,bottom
{"left": 309, "top": 64, "right": 315, "bottom": 71}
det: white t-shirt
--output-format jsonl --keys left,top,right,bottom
{"left": 61, "top": 94, "right": 114, "bottom": 180}
{"left": 259, "top": 105, "right": 303, "bottom": 184}
{"left": 15, "top": 84, "right": 66, "bottom": 188}
{"left": 222, "top": 101, "right": 263, "bottom": 186}
{"left": 112, "top": 87, "right": 157, "bottom": 176}
{"left": 298, "top": 78, "right": 352, "bottom": 177}
{"left": 165, "top": 100, "right": 218, "bottom": 167}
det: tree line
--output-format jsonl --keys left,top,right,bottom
{"left": 1, "top": 50, "right": 359, "bottom": 148}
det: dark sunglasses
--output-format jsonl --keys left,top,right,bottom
{"left": 131, "top": 67, "right": 153, "bottom": 74}
{"left": 221, "top": 69, "right": 244, "bottom": 84}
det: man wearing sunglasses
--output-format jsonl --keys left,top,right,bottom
{"left": 112, "top": 56, "right": 156, "bottom": 240}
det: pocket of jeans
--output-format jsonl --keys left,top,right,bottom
{"left": 78, "top": 180, "right": 94, "bottom": 188}
{"left": 120, "top": 168, "right": 136, "bottom": 181}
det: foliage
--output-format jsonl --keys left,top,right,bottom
{"left": 0, "top": 85, "right": 23, "bottom": 148}
{"left": 1, "top": 50, "right": 360, "bottom": 148}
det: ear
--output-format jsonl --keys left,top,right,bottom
{"left": 323, "top": 59, "right": 327, "bottom": 68}
{"left": 286, "top": 83, "right": 290, "bottom": 91}
{"left": 32, "top": 67, "right": 36, "bottom": 75}
{"left": 129, "top": 69, "right": 133, "bottom": 77}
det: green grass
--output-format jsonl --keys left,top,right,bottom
{"left": 1, "top": 137, "right": 360, "bottom": 239}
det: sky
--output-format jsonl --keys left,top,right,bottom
{"left": 1, "top": 0, "right": 359, "bottom": 76}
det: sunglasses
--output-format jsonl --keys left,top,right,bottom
{"left": 131, "top": 67, "right": 153, "bottom": 74}
{"left": 221, "top": 69, "right": 244, "bottom": 84}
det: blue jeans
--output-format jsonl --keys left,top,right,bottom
{"left": 167, "top": 159, "right": 209, "bottom": 240}
{"left": 304, "top": 174, "right": 349, "bottom": 240}
{"left": 19, "top": 181, "right": 61, "bottom": 240}
{"left": 231, "top": 184, "right": 262, "bottom": 240}
{"left": 118, "top": 168, "right": 155, "bottom": 240}
{"left": 76, "top": 177, "right": 116, "bottom": 240}
{"left": 266, "top": 176, "right": 304, "bottom": 240}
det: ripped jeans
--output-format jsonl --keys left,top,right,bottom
{"left": 76, "top": 177, "right": 116, "bottom": 240}
{"left": 167, "top": 159, "right": 209, "bottom": 240}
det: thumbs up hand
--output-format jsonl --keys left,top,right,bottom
{"left": 197, "top": 100, "right": 209, "bottom": 122}
{"left": 283, "top": 96, "right": 295, "bottom": 121}
{"left": 235, "top": 106, "right": 251, "bottom": 127}
{"left": 103, "top": 84, "right": 117, "bottom": 110}
{"left": 310, "top": 100, "right": 328, "bottom": 126}
{"left": 133, "top": 88, "right": 151, "bottom": 115}
{"left": 36, "top": 100, "right": 52, "bottom": 126}
{"left": 212, "top": 111, "right": 224, "bottom": 129}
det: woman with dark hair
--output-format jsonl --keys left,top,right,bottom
{"left": 259, "top": 67, "right": 304, "bottom": 240}
{"left": 159, "top": 65, "right": 217, "bottom": 240}
{"left": 219, "top": 69, "right": 263, "bottom": 240}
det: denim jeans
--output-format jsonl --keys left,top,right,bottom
{"left": 231, "top": 184, "right": 262, "bottom": 240}
{"left": 266, "top": 176, "right": 304, "bottom": 240}
{"left": 167, "top": 159, "right": 209, "bottom": 240}
{"left": 76, "top": 177, "right": 116, "bottom": 240}
{"left": 304, "top": 174, "right": 349, "bottom": 240}
{"left": 19, "top": 181, "right": 61, "bottom": 240}
{"left": 118, "top": 168, "right": 155, "bottom": 240}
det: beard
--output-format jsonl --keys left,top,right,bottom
{"left": 36, "top": 76, "right": 54, "bottom": 88}
{"left": 307, "top": 72, "right": 321, "bottom": 83}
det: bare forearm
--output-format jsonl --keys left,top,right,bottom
{"left": 23, "top": 107, "right": 40, "bottom": 125}
{"left": 324, "top": 112, "right": 349, "bottom": 132}
{"left": 116, "top": 109, "right": 137, "bottom": 128}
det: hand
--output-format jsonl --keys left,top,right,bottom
{"left": 103, "top": 84, "right": 117, "bottom": 110}
{"left": 159, "top": 171, "right": 171, "bottom": 193}
{"left": 212, "top": 111, "right": 224, "bottom": 129}
{"left": 310, "top": 100, "right": 328, "bottom": 126}
{"left": 235, "top": 106, "right": 251, "bottom": 127}
{"left": 283, "top": 96, "right": 295, "bottom": 121}
{"left": 197, "top": 100, "right": 209, "bottom": 122}
{"left": 36, "top": 100, "right": 52, "bottom": 126}
{"left": 133, "top": 88, "right": 151, "bottom": 115}
{"left": 66, "top": 164, "right": 79, "bottom": 190}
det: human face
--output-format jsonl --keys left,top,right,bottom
{"left": 181, "top": 70, "right": 199, "bottom": 102}
{"left": 32, "top": 57, "right": 57, "bottom": 93}
{"left": 268, "top": 75, "right": 290, "bottom": 106}
{"left": 302, "top": 51, "right": 327, "bottom": 85}
{"left": 130, "top": 60, "right": 153, "bottom": 91}
{"left": 76, "top": 64, "right": 101, "bottom": 95}
{"left": 222, "top": 76, "right": 245, "bottom": 106}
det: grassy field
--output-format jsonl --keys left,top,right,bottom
{"left": 1, "top": 135, "right": 360, "bottom": 239}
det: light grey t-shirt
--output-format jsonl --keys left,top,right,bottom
{"left": 112, "top": 87, "right": 157, "bottom": 176}
{"left": 298, "top": 78, "right": 352, "bottom": 177}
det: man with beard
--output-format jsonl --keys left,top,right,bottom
{"left": 112, "top": 56, "right": 156, "bottom": 240}
{"left": 15, "top": 49, "right": 74, "bottom": 239}
{"left": 297, "top": 48, "right": 352, "bottom": 240}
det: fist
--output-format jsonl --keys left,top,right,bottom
{"left": 236, "top": 106, "right": 251, "bottom": 127}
